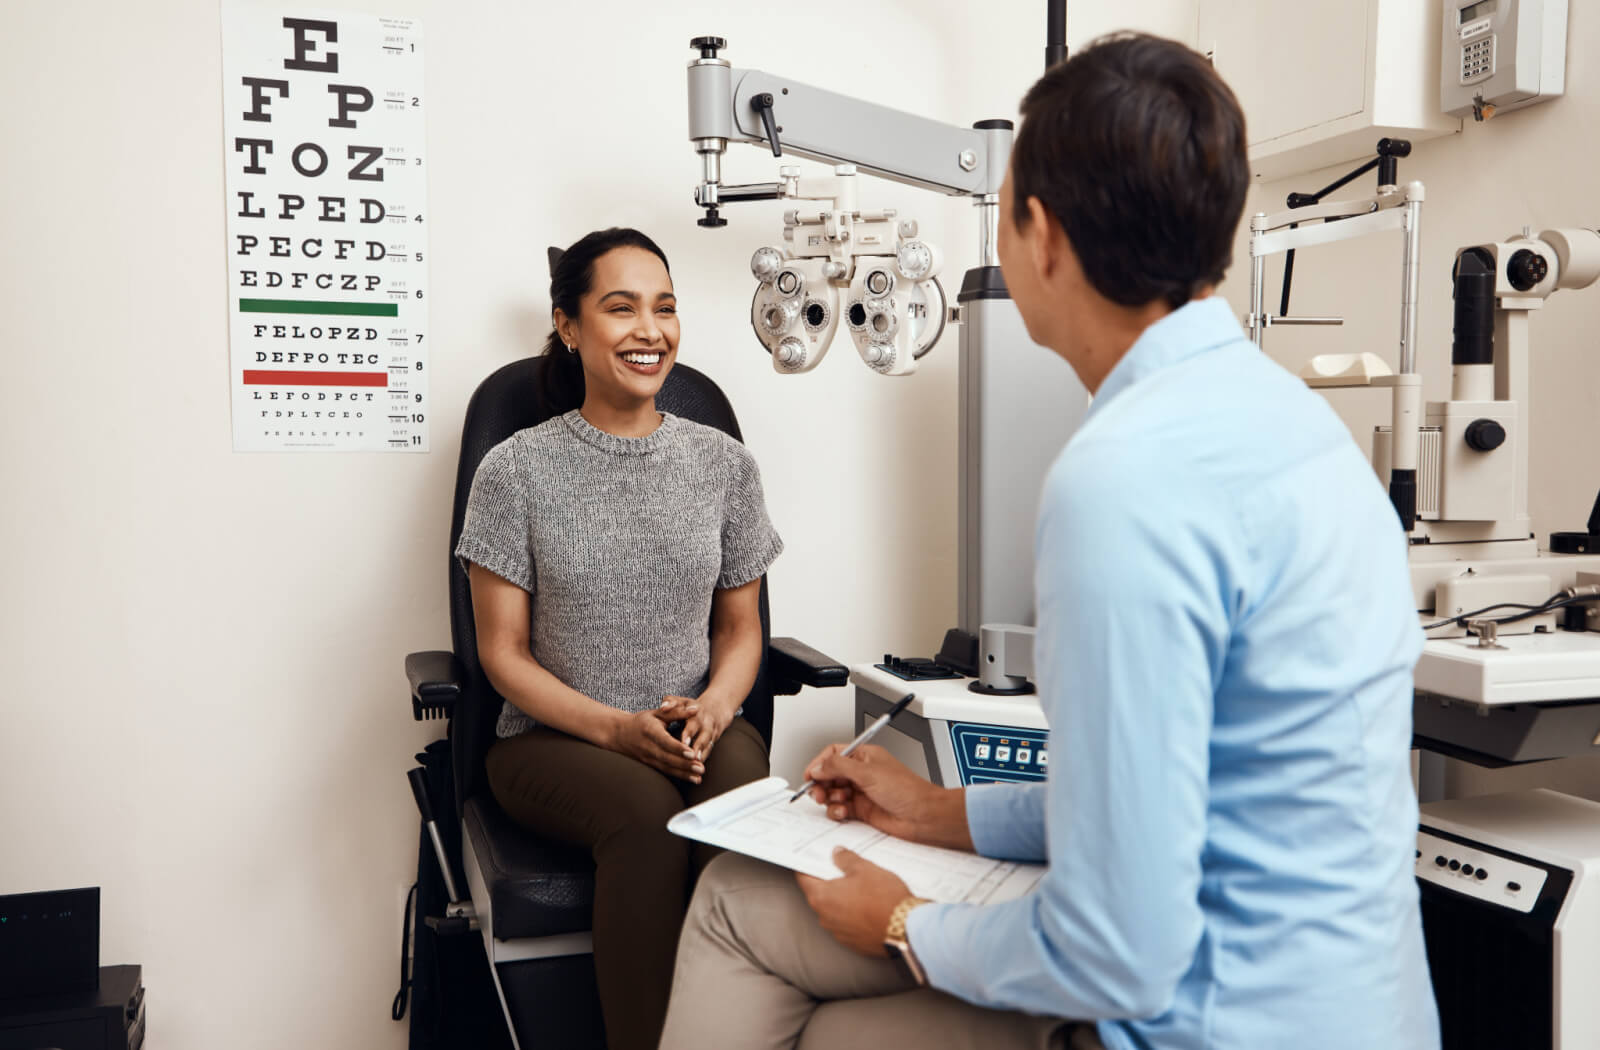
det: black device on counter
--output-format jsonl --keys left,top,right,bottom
{"left": 0, "top": 965, "right": 144, "bottom": 1050}
{"left": 0, "top": 887, "right": 99, "bottom": 999}
{"left": 876, "top": 629, "right": 982, "bottom": 682}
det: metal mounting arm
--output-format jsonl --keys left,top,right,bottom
{"left": 687, "top": 38, "right": 1010, "bottom": 225}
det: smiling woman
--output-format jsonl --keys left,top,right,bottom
{"left": 551, "top": 233, "right": 679, "bottom": 428}
{"left": 452, "top": 227, "right": 783, "bottom": 1050}
{"left": 532, "top": 228, "right": 680, "bottom": 424}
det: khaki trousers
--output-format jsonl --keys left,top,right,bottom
{"left": 658, "top": 852, "right": 1103, "bottom": 1050}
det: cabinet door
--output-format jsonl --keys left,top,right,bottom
{"left": 1198, "top": 0, "right": 1372, "bottom": 146}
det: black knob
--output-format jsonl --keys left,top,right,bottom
{"left": 750, "top": 93, "right": 782, "bottom": 157}
{"left": 1435, "top": 856, "right": 1447, "bottom": 867}
{"left": 1448, "top": 859, "right": 1460, "bottom": 871}
{"left": 1462, "top": 865, "right": 1475, "bottom": 876}
{"left": 1465, "top": 418, "right": 1506, "bottom": 452}
{"left": 1507, "top": 248, "right": 1549, "bottom": 291}
{"left": 690, "top": 36, "right": 727, "bottom": 59}
{"left": 1476, "top": 868, "right": 1489, "bottom": 881}
{"left": 697, "top": 206, "right": 728, "bottom": 229}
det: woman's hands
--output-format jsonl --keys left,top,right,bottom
{"left": 679, "top": 692, "right": 739, "bottom": 762}
{"left": 609, "top": 697, "right": 706, "bottom": 784}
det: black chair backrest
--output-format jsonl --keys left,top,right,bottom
{"left": 446, "top": 359, "right": 775, "bottom": 815}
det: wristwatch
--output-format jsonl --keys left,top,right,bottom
{"left": 882, "top": 895, "right": 931, "bottom": 985}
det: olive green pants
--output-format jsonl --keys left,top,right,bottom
{"left": 485, "top": 716, "right": 768, "bottom": 1050}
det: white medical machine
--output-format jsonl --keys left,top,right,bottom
{"left": 1248, "top": 150, "right": 1600, "bottom": 766}
{"left": 685, "top": 26, "right": 1078, "bottom": 786}
{"left": 850, "top": 662, "right": 1049, "bottom": 787}
{"left": 1416, "top": 790, "right": 1600, "bottom": 1049}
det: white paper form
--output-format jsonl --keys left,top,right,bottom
{"left": 668, "top": 776, "right": 1045, "bottom": 905}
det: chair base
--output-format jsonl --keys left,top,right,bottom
{"left": 498, "top": 955, "right": 606, "bottom": 1050}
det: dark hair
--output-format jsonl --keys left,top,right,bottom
{"left": 534, "top": 227, "right": 672, "bottom": 418}
{"left": 1011, "top": 32, "right": 1248, "bottom": 310}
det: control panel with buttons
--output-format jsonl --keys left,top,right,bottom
{"left": 1459, "top": 30, "right": 1496, "bottom": 83}
{"left": 876, "top": 655, "right": 962, "bottom": 682}
{"left": 951, "top": 722, "right": 1049, "bottom": 784}
{"left": 1415, "top": 829, "right": 1548, "bottom": 913}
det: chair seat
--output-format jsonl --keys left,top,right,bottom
{"left": 465, "top": 796, "right": 595, "bottom": 941}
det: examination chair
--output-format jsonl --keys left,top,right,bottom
{"left": 403, "top": 356, "right": 848, "bottom": 1050}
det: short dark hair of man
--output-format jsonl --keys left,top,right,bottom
{"left": 1012, "top": 32, "right": 1249, "bottom": 310}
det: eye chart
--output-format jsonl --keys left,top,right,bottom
{"left": 222, "top": 4, "right": 428, "bottom": 452}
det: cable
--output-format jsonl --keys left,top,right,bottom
{"left": 1422, "top": 600, "right": 1545, "bottom": 631}
{"left": 1496, "top": 594, "right": 1596, "bottom": 625}
{"left": 391, "top": 882, "right": 417, "bottom": 1021}
{"left": 1424, "top": 588, "right": 1600, "bottom": 632}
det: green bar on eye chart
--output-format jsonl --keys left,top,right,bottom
{"left": 239, "top": 298, "right": 399, "bottom": 317}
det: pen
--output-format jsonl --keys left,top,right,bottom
{"left": 789, "top": 692, "right": 916, "bottom": 803}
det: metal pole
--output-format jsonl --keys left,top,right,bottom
{"left": 1400, "top": 196, "right": 1422, "bottom": 375}
{"left": 976, "top": 195, "right": 1000, "bottom": 268}
{"left": 1046, "top": 1, "right": 1066, "bottom": 70}
{"left": 1249, "top": 218, "right": 1266, "bottom": 347}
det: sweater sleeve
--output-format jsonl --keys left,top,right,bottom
{"left": 718, "top": 442, "right": 784, "bottom": 589}
{"left": 455, "top": 439, "right": 536, "bottom": 594}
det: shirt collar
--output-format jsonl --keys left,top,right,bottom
{"left": 1086, "top": 296, "right": 1245, "bottom": 419}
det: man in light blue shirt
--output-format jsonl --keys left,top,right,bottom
{"left": 659, "top": 32, "right": 1438, "bottom": 1050}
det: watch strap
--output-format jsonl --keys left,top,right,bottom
{"left": 883, "top": 895, "right": 932, "bottom": 985}
{"left": 885, "top": 895, "right": 930, "bottom": 940}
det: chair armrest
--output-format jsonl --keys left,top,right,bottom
{"left": 406, "top": 650, "right": 464, "bottom": 721}
{"left": 768, "top": 636, "right": 848, "bottom": 696}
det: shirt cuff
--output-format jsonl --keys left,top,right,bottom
{"left": 966, "top": 782, "right": 1049, "bottom": 861}
{"left": 903, "top": 899, "right": 960, "bottom": 992}
{"left": 454, "top": 535, "right": 534, "bottom": 594}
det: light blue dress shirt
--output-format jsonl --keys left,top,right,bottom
{"left": 905, "top": 297, "right": 1439, "bottom": 1049}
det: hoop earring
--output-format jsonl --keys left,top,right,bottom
{"left": 565, "top": 344, "right": 577, "bottom": 354}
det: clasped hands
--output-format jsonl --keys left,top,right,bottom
{"left": 608, "top": 692, "right": 738, "bottom": 786}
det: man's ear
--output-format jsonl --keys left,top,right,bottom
{"left": 1025, "top": 195, "right": 1059, "bottom": 283}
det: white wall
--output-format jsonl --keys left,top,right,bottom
{"left": 1214, "top": 3, "right": 1600, "bottom": 802}
{"left": 1069, "top": 0, "right": 1197, "bottom": 46}
{"left": 1, "top": 2, "right": 1195, "bottom": 1048}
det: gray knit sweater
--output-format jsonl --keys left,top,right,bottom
{"left": 455, "top": 410, "right": 783, "bottom": 738}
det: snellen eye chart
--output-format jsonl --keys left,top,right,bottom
{"left": 222, "top": 4, "right": 429, "bottom": 452}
